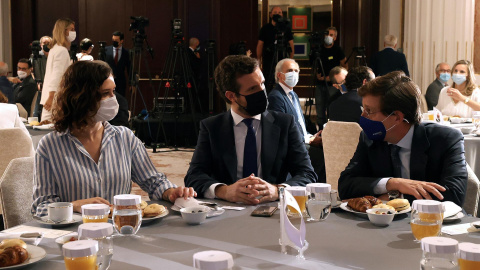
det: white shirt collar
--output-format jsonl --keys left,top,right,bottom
{"left": 278, "top": 82, "right": 293, "bottom": 96}
{"left": 394, "top": 125, "right": 414, "bottom": 150}
{"left": 230, "top": 109, "right": 261, "bottom": 126}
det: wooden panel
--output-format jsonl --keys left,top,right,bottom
{"left": 10, "top": 0, "right": 34, "bottom": 66}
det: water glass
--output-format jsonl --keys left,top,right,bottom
{"left": 112, "top": 194, "right": 142, "bottom": 235}
{"left": 306, "top": 183, "right": 332, "bottom": 222}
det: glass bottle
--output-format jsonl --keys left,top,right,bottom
{"left": 112, "top": 194, "right": 142, "bottom": 235}
{"left": 78, "top": 223, "right": 114, "bottom": 270}
{"left": 63, "top": 239, "right": 98, "bottom": 270}
{"left": 420, "top": 237, "right": 458, "bottom": 270}
{"left": 306, "top": 183, "right": 332, "bottom": 222}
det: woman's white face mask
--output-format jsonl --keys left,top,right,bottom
{"left": 94, "top": 96, "right": 119, "bottom": 122}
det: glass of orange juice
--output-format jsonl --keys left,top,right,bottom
{"left": 63, "top": 239, "right": 98, "bottom": 270}
{"left": 285, "top": 187, "right": 307, "bottom": 218}
{"left": 82, "top": 204, "right": 110, "bottom": 223}
{"left": 459, "top": 242, "right": 480, "bottom": 270}
{"left": 410, "top": 200, "right": 443, "bottom": 242}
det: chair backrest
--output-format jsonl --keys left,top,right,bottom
{"left": 0, "top": 128, "right": 35, "bottom": 179}
{"left": 322, "top": 121, "right": 362, "bottom": 194}
{"left": 0, "top": 157, "right": 34, "bottom": 228}
{"left": 16, "top": 103, "right": 28, "bottom": 119}
{"left": 30, "top": 91, "right": 39, "bottom": 117}
{"left": 464, "top": 163, "right": 480, "bottom": 217}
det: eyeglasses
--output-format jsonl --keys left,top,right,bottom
{"left": 360, "top": 106, "right": 380, "bottom": 118}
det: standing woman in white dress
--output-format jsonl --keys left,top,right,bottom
{"left": 436, "top": 60, "right": 480, "bottom": 118}
{"left": 40, "top": 18, "right": 76, "bottom": 122}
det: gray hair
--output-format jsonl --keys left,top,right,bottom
{"left": 0, "top": 62, "right": 8, "bottom": 76}
{"left": 275, "top": 58, "right": 299, "bottom": 83}
{"left": 384, "top": 35, "right": 397, "bottom": 47}
{"left": 435, "top": 62, "right": 450, "bottom": 73}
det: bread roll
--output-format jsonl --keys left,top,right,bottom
{"left": 347, "top": 197, "right": 372, "bottom": 212}
{"left": 0, "top": 239, "right": 27, "bottom": 250}
{"left": 386, "top": 199, "right": 410, "bottom": 212}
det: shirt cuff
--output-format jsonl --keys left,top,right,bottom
{"left": 373, "top": 177, "right": 390, "bottom": 195}
{"left": 205, "top": 183, "right": 225, "bottom": 199}
{"left": 304, "top": 134, "right": 313, "bottom": 144}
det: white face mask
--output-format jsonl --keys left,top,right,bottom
{"left": 67, "top": 31, "right": 76, "bottom": 42}
{"left": 282, "top": 71, "right": 299, "bottom": 88}
{"left": 94, "top": 96, "right": 119, "bottom": 122}
{"left": 325, "top": 36, "right": 334, "bottom": 45}
{"left": 17, "top": 71, "right": 27, "bottom": 79}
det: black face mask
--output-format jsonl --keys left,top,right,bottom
{"left": 43, "top": 45, "right": 50, "bottom": 52}
{"left": 113, "top": 41, "right": 119, "bottom": 48}
{"left": 235, "top": 89, "right": 268, "bottom": 116}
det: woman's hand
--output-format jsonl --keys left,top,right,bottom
{"left": 43, "top": 92, "right": 56, "bottom": 111}
{"left": 72, "top": 197, "right": 111, "bottom": 213}
{"left": 163, "top": 187, "right": 197, "bottom": 203}
{"left": 447, "top": 87, "right": 466, "bottom": 103}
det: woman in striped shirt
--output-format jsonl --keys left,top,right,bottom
{"left": 32, "top": 61, "right": 196, "bottom": 216}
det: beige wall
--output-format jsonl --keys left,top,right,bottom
{"left": 379, "top": 0, "right": 403, "bottom": 51}
{"left": 475, "top": 0, "right": 480, "bottom": 73}
{"left": 0, "top": 0, "right": 12, "bottom": 71}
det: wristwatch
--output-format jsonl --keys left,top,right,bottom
{"left": 388, "top": 190, "right": 400, "bottom": 200}
{"left": 465, "top": 98, "right": 470, "bottom": 104}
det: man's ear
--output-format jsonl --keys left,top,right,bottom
{"left": 225, "top": 91, "right": 236, "bottom": 103}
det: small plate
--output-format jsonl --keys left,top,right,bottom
{"left": 0, "top": 245, "right": 47, "bottom": 269}
{"left": 171, "top": 205, "right": 225, "bottom": 218}
{"left": 340, "top": 202, "right": 411, "bottom": 216}
{"left": 34, "top": 214, "right": 82, "bottom": 226}
{"left": 32, "top": 124, "right": 54, "bottom": 130}
{"left": 142, "top": 209, "right": 169, "bottom": 223}
{"left": 331, "top": 200, "right": 342, "bottom": 208}
{"left": 443, "top": 211, "right": 465, "bottom": 223}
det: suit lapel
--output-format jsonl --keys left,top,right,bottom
{"left": 410, "top": 124, "right": 429, "bottom": 181}
{"left": 221, "top": 111, "right": 237, "bottom": 182}
{"left": 261, "top": 111, "right": 280, "bottom": 180}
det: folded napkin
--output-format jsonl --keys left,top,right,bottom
{"left": 33, "top": 123, "right": 54, "bottom": 130}
{"left": 442, "top": 201, "right": 462, "bottom": 218}
{"left": 174, "top": 197, "right": 200, "bottom": 209}
{"left": 0, "top": 232, "right": 44, "bottom": 246}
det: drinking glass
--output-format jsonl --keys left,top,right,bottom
{"left": 410, "top": 200, "right": 443, "bottom": 242}
{"left": 306, "top": 183, "right": 332, "bottom": 222}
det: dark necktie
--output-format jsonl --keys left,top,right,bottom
{"left": 390, "top": 144, "right": 402, "bottom": 178}
{"left": 114, "top": 48, "right": 119, "bottom": 64}
{"left": 242, "top": 118, "right": 257, "bottom": 178}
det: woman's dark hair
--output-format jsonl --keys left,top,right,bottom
{"left": 52, "top": 61, "right": 112, "bottom": 132}
{"left": 358, "top": 71, "right": 421, "bottom": 124}
{"left": 80, "top": 38, "right": 93, "bottom": 51}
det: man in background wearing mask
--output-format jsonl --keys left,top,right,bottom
{"left": 39, "top": 36, "right": 52, "bottom": 57}
{"left": 425, "top": 62, "right": 451, "bottom": 110}
{"left": 105, "top": 31, "right": 130, "bottom": 97}
{"left": 184, "top": 55, "right": 317, "bottom": 204}
{"left": 315, "top": 26, "right": 347, "bottom": 129}
{"left": 268, "top": 58, "right": 325, "bottom": 182}
{"left": 338, "top": 71, "right": 467, "bottom": 207}
{"left": 13, "top": 59, "right": 37, "bottom": 116}
{"left": 256, "top": 6, "right": 294, "bottom": 90}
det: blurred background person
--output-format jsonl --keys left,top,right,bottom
{"left": 39, "top": 36, "right": 52, "bottom": 57}
{"left": 76, "top": 38, "right": 94, "bottom": 61}
{"left": 436, "top": 60, "right": 480, "bottom": 118}
{"left": 13, "top": 58, "right": 37, "bottom": 116}
{"left": 0, "top": 91, "right": 28, "bottom": 134}
{"left": 425, "top": 62, "right": 451, "bottom": 110}
{"left": 105, "top": 31, "right": 130, "bottom": 97}
{"left": 40, "top": 18, "right": 76, "bottom": 122}
{"left": 370, "top": 34, "right": 409, "bottom": 77}
{"left": 0, "top": 62, "right": 15, "bottom": 104}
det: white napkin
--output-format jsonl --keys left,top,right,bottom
{"left": 442, "top": 201, "right": 462, "bottom": 218}
{"left": 33, "top": 123, "right": 54, "bottom": 130}
{"left": 441, "top": 223, "right": 471, "bottom": 235}
{"left": 0, "top": 232, "right": 44, "bottom": 246}
{"left": 174, "top": 197, "right": 200, "bottom": 209}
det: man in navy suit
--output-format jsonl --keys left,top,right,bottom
{"left": 329, "top": 66, "right": 375, "bottom": 123}
{"left": 338, "top": 72, "right": 467, "bottom": 206}
{"left": 105, "top": 31, "right": 130, "bottom": 97}
{"left": 370, "top": 35, "right": 409, "bottom": 77}
{"left": 184, "top": 55, "right": 317, "bottom": 204}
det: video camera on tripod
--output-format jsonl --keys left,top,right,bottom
{"left": 171, "top": 19, "right": 183, "bottom": 40}
{"left": 30, "top": 41, "right": 42, "bottom": 59}
{"left": 69, "top": 43, "right": 78, "bottom": 62}
{"left": 130, "top": 16, "right": 154, "bottom": 58}
{"left": 97, "top": 41, "right": 107, "bottom": 61}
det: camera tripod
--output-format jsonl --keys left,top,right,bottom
{"left": 345, "top": 46, "right": 368, "bottom": 67}
{"left": 265, "top": 30, "right": 289, "bottom": 92}
{"left": 206, "top": 40, "right": 216, "bottom": 115}
{"left": 151, "top": 20, "right": 203, "bottom": 152}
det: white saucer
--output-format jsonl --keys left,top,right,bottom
{"left": 443, "top": 211, "right": 465, "bottom": 223}
{"left": 34, "top": 214, "right": 82, "bottom": 226}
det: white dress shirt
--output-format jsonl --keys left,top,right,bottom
{"left": 113, "top": 46, "right": 122, "bottom": 61}
{"left": 204, "top": 110, "right": 262, "bottom": 198}
{"left": 41, "top": 44, "right": 71, "bottom": 104}
{"left": 436, "top": 86, "right": 480, "bottom": 118}
{"left": 374, "top": 125, "right": 414, "bottom": 194}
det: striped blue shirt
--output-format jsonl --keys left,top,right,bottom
{"left": 32, "top": 122, "right": 176, "bottom": 216}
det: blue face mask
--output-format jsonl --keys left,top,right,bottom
{"left": 358, "top": 113, "right": 396, "bottom": 141}
{"left": 439, "top": 73, "right": 450, "bottom": 83}
{"left": 341, "top": 84, "right": 347, "bottom": 92}
{"left": 282, "top": 72, "right": 299, "bottom": 88}
{"left": 452, "top": 74, "right": 467, "bottom": 85}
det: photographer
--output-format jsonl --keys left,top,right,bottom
{"left": 256, "top": 6, "right": 294, "bottom": 83}
{"left": 314, "top": 27, "right": 347, "bottom": 128}
{"left": 105, "top": 31, "right": 131, "bottom": 97}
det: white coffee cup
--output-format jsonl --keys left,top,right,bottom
{"left": 48, "top": 202, "right": 73, "bottom": 222}
{"left": 28, "top": 117, "right": 38, "bottom": 124}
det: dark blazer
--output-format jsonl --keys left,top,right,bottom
{"left": 105, "top": 46, "right": 130, "bottom": 97}
{"left": 184, "top": 110, "right": 317, "bottom": 196}
{"left": 338, "top": 123, "right": 467, "bottom": 206}
{"left": 267, "top": 83, "right": 306, "bottom": 137}
{"left": 425, "top": 79, "right": 447, "bottom": 110}
{"left": 0, "top": 76, "right": 15, "bottom": 104}
{"left": 13, "top": 75, "right": 37, "bottom": 116}
{"left": 328, "top": 90, "right": 362, "bottom": 123}
{"left": 109, "top": 91, "right": 129, "bottom": 128}
{"left": 370, "top": 47, "right": 410, "bottom": 77}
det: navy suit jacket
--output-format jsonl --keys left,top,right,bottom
{"left": 0, "top": 77, "right": 15, "bottom": 104}
{"left": 267, "top": 83, "right": 306, "bottom": 137}
{"left": 105, "top": 46, "right": 130, "bottom": 96}
{"left": 425, "top": 79, "right": 446, "bottom": 110}
{"left": 338, "top": 123, "right": 467, "bottom": 206}
{"left": 328, "top": 90, "right": 362, "bottom": 123}
{"left": 370, "top": 48, "right": 410, "bottom": 77}
{"left": 184, "top": 110, "right": 317, "bottom": 196}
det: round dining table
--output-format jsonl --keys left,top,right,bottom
{"left": 15, "top": 200, "right": 480, "bottom": 270}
